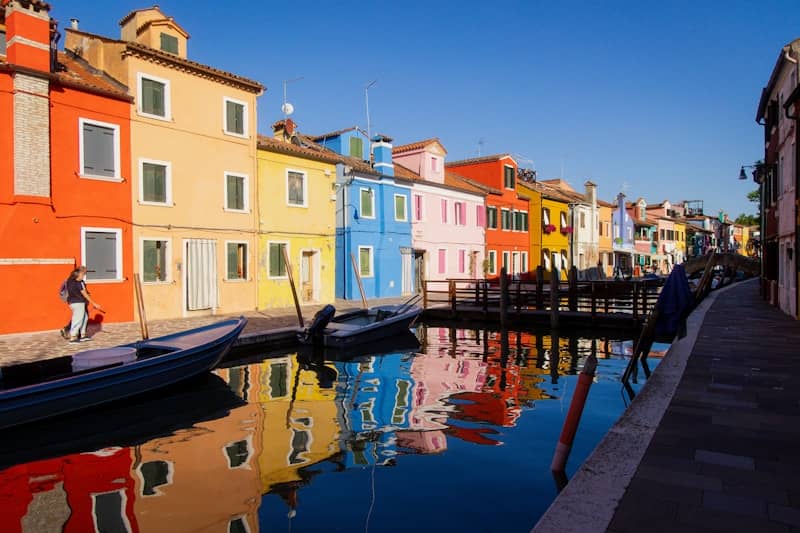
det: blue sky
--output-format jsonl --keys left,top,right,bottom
{"left": 56, "top": 1, "right": 800, "bottom": 217}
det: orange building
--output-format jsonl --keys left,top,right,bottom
{"left": 0, "top": 0, "right": 133, "bottom": 334}
{"left": 447, "top": 155, "right": 530, "bottom": 277}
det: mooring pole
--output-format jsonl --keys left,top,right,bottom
{"left": 499, "top": 267, "right": 509, "bottom": 330}
{"left": 550, "top": 267, "right": 560, "bottom": 329}
{"left": 551, "top": 353, "right": 598, "bottom": 472}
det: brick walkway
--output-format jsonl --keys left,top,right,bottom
{"left": 606, "top": 281, "right": 800, "bottom": 532}
{"left": 0, "top": 297, "right": 408, "bottom": 367}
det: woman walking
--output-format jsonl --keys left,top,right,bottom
{"left": 66, "top": 266, "right": 103, "bottom": 343}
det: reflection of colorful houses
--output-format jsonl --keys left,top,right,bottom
{"left": 0, "top": 449, "right": 138, "bottom": 533}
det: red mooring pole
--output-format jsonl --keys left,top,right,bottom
{"left": 551, "top": 354, "right": 598, "bottom": 472}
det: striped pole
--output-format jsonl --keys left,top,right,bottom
{"left": 551, "top": 354, "right": 598, "bottom": 472}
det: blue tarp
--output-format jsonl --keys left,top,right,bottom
{"left": 654, "top": 264, "right": 693, "bottom": 338}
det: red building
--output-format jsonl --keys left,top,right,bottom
{"left": 447, "top": 155, "right": 530, "bottom": 277}
{"left": 1, "top": 0, "right": 133, "bottom": 334}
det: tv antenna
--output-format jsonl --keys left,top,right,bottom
{"left": 365, "top": 79, "right": 378, "bottom": 140}
{"left": 282, "top": 76, "right": 304, "bottom": 119}
{"left": 477, "top": 138, "right": 485, "bottom": 156}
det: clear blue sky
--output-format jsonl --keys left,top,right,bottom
{"left": 56, "top": 1, "right": 800, "bottom": 218}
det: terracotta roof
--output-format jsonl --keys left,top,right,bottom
{"left": 541, "top": 178, "right": 578, "bottom": 193}
{"left": 308, "top": 126, "right": 367, "bottom": 142}
{"left": 136, "top": 18, "right": 190, "bottom": 39}
{"left": 447, "top": 153, "right": 515, "bottom": 167}
{"left": 118, "top": 5, "right": 161, "bottom": 26}
{"left": 54, "top": 52, "right": 131, "bottom": 101}
{"left": 597, "top": 199, "right": 616, "bottom": 208}
{"left": 392, "top": 138, "right": 446, "bottom": 155}
{"left": 256, "top": 134, "right": 341, "bottom": 164}
{"left": 450, "top": 172, "right": 502, "bottom": 195}
{"left": 0, "top": 0, "right": 50, "bottom": 10}
{"left": 444, "top": 172, "right": 489, "bottom": 196}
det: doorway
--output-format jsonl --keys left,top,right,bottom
{"left": 185, "top": 239, "right": 218, "bottom": 311}
{"left": 300, "top": 250, "right": 318, "bottom": 302}
{"left": 413, "top": 250, "right": 425, "bottom": 294}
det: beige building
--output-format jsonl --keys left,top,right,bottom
{"left": 64, "top": 7, "right": 264, "bottom": 319}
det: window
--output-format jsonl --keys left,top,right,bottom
{"left": 560, "top": 211, "right": 568, "bottom": 229}
{"left": 454, "top": 202, "right": 466, "bottom": 225}
{"left": 92, "top": 491, "right": 127, "bottom": 533}
{"left": 137, "top": 73, "right": 169, "bottom": 119}
{"left": 225, "top": 173, "right": 248, "bottom": 212}
{"left": 80, "top": 119, "right": 120, "bottom": 180}
{"left": 604, "top": 222, "right": 610, "bottom": 237}
{"left": 140, "top": 460, "right": 171, "bottom": 496}
{"left": 520, "top": 211, "right": 529, "bottom": 231}
{"left": 360, "top": 188, "right": 375, "bottom": 218}
{"left": 139, "top": 159, "right": 171, "bottom": 204}
{"left": 458, "top": 249, "right": 466, "bottom": 274}
{"left": 487, "top": 250, "right": 497, "bottom": 275}
{"left": 431, "top": 157, "right": 439, "bottom": 172}
{"left": 521, "top": 252, "right": 528, "bottom": 273}
{"left": 441, "top": 199, "right": 448, "bottom": 223}
{"left": 501, "top": 208, "right": 511, "bottom": 230}
{"left": 287, "top": 170, "right": 306, "bottom": 207}
{"left": 225, "top": 439, "right": 250, "bottom": 468}
{"left": 543, "top": 248, "right": 551, "bottom": 270}
{"left": 142, "top": 239, "right": 168, "bottom": 282}
{"left": 358, "top": 246, "right": 373, "bottom": 277}
{"left": 82, "top": 228, "right": 122, "bottom": 281}
{"left": 486, "top": 206, "right": 498, "bottom": 228}
{"left": 543, "top": 207, "right": 551, "bottom": 227}
{"left": 349, "top": 137, "right": 364, "bottom": 159}
{"left": 226, "top": 242, "right": 247, "bottom": 280}
{"left": 268, "top": 242, "right": 288, "bottom": 278}
{"left": 394, "top": 194, "right": 407, "bottom": 221}
{"left": 502, "top": 251, "right": 510, "bottom": 270}
{"left": 580, "top": 212, "right": 586, "bottom": 228}
{"left": 229, "top": 518, "right": 249, "bottom": 533}
{"left": 476, "top": 205, "right": 486, "bottom": 227}
{"left": 503, "top": 165, "right": 515, "bottom": 189}
{"left": 160, "top": 32, "right": 178, "bottom": 54}
{"left": 224, "top": 97, "right": 247, "bottom": 136}
{"left": 414, "top": 194, "right": 423, "bottom": 221}
{"left": 0, "top": 30, "right": 6, "bottom": 55}
{"left": 438, "top": 249, "right": 446, "bottom": 274}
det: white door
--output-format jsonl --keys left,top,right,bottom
{"left": 401, "top": 250, "right": 412, "bottom": 295}
{"left": 186, "top": 239, "right": 217, "bottom": 310}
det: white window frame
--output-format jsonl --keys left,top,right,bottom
{"left": 286, "top": 168, "right": 308, "bottom": 208}
{"left": 78, "top": 118, "right": 122, "bottom": 182}
{"left": 521, "top": 252, "right": 528, "bottom": 273}
{"left": 487, "top": 250, "right": 497, "bottom": 275}
{"left": 358, "top": 245, "right": 374, "bottom": 277}
{"left": 136, "top": 72, "right": 171, "bottom": 121}
{"left": 394, "top": 193, "right": 408, "bottom": 222}
{"left": 138, "top": 158, "right": 172, "bottom": 206}
{"left": 81, "top": 226, "right": 123, "bottom": 282}
{"left": 503, "top": 164, "right": 515, "bottom": 189}
{"left": 224, "top": 172, "right": 250, "bottom": 213}
{"left": 222, "top": 96, "right": 248, "bottom": 138}
{"left": 267, "top": 241, "right": 290, "bottom": 280}
{"left": 502, "top": 251, "right": 510, "bottom": 271}
{"left": 501, "top": 208, "right": 511, "bottom": 231}
{"left": 140, "top": 237, "right": 171, "bottom": 284}
{"left": 224, "top": 240, "right": 249, "bottom": 281}
{"left": 359, "top": 187, "right": 375, "bottom": 219}
{"left": 454, "top": 201, "right": 465, "bottom": 226}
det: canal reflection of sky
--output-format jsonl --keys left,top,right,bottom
{"left": 0, "top": 326, "right": 663, "bottom": 533}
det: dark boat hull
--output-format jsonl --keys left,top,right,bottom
{"left": 0, "top": 318, "right": 246, "bottom": 430}
{"left": 321, "top": 305, "right": 421, "bottom": 348}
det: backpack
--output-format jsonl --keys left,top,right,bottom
{"left": 58, "top": 279, "right": 69, "bottom": 302}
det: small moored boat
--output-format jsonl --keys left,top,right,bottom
{"left": 0, "top": 317, "right": 246, "bottom": 430}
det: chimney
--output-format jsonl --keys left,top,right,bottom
{"left": 4, "top": 0, "right": 53, "bottom": 71}
{"left": 617, "top": 192, "right": 626, "bottom": 213}
{"left": 584, "top": 180, "right": 597, "bottom": 206}
{"left": 272, "top": 118, "right": 296, "bottom": 140}
{"left": 70, "top": 18, "right": 79, "bottom": 30}
{"left": 371, "top": 134, "right": 394, "bottom": 176}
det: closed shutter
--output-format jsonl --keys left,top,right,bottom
{"left": 441, "top": 199, "right": 447, "bottom": 223}
{"left": 227, "top": 175, "right": 245, "bottom": 210}
{"left": 226, "top": 101, "right": 244, "bottom": 134}
{"left": 142, "top": 78, "right": 165, "bottom": 116}
{"left": 143, "top": 163, "right": 166, "bottom": 202}
{"left": 476, "top": 205, "right": 485, "bottom": 227}
{"left": 186, "top": 239, "right": 217, "bottom": 310}
{"left": 83, "top": 123, "right": 116, "bottom": 178}
{"left": 269, "top": 243, "right": 286, "bottom": 277}
{"left": 349, "top": 137, "right": 363, "bottom": 159}
{"left": 85, "top": 231, "right": 117, "bottom": 280}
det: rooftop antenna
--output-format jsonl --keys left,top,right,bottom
{"left": 477, "top": 138, "right": 485, "bottom": 156}
{"left": 282, "top": 76, "right": 304, "bottom": 120}
{"left": 365, "top": 79, "right": 378, "bottom": 139}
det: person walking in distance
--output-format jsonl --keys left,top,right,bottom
{"left": 66, "top": 266, "right": 103, "bottom": 343}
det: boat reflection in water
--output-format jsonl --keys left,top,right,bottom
{"left": 0, "top": 325, "right": 657, "bottom": 532}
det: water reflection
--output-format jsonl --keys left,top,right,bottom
{"left": 0, "top": 325, "right": 659, "bottom": 532}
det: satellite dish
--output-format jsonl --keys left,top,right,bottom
{"left": 281, "top": 102, "right": 294, "bottom": 116}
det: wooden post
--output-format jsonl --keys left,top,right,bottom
{"left": 536, "top": 266, "right": 544, "bottom": 310}
{"left": 633, "top": 282, "right": 639, "bottom": 319}
{"left": 349, "top": 252, "right": 369, "bottom": 309}
{"left": 590, "top": 282, "right": 597, "bottom": 322}
{"left": 550, "top": 267, "right": 560, "bottom": 329}
{"left": 422, "top": 280, "right": 428, "bottom": 309}
{"left": 133, "top": 273, "right": 149, "bottom": 340}
{"left": 449, "top": 279, "right": 456, "bottom": 315}
{"left": 482, "top": 279, "right": 489, "bottom": 314}
{"left": 283, "top": 247, "right": 305, "bottom": 327}
{"left": 568, "top": 266, "right": 577, "bottom": 311}
{"left": 500, "top": 267, "right": 509, "bottom": 330}
{"left": 515, "top": 279, "right": 522, "bottom": 315}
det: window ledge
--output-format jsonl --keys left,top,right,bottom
{"left": 287, "top": 203, "right": 309, "bottom": 209}
{"left": 142, "top": 280, "right": 172, "bottom": 286}
{"left": 85, "top": 278, "right": 125, "bottom": 284}
{"left": 223, "top": 130, "right": 248, "bottom": 139}
{"left": 79, "top": 174, "right": 124, "bottom": 183}
{"left": 139, "top": 201, "right": 173, "bottom": 207}
{"left": 223, "top": 208, "right": 251, "bottom": 214}
{"left": 138, "top": 111, "right": 172, "bottom": 122}
{"left": 224, "top": 278, "right": 250, "bottom": 283}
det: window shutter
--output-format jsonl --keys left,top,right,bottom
{"left": 160, "top": 33, "right": 178, "bottom": 54}
{"left": 414, "top": 195, "right": 422, "bottom": 220}
{"left": 350, "top": 137, "right": 363, "bottom": 159}
{"left": 227, "top": 243, "right": 238, "bottom": 279}
{"left": 458, "top": 250, "right": 465, "bottom": 273}
{"left": 226, "top": 101, "right": 244, "bottom": 134}
{"left": 142, "top": 79, "right": 164, "bottom": 116}
{"left": 85, "top": 231, "right": 117, "bottom": 280}
{"left": 83, "top": 123, "right": 115, "bottom": 177}
{"left": 476, "top": 205, "right": 485, "bottom": 227}
{"left": 441, "top": 199, "right": 447, "bottom": 223}
{"left": 438, "top": 249, "right": 446, "bottom": 274}
{"left": 359, "top": 248, "right": 370, "bottom": 276}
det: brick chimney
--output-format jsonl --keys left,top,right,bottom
{"left": 272, "top": 118, "right": 296, "bottom": 140}
{"left": 3, "top": 0, "right": 52, "bottom": 72}
{"left": 371, "top": 134, "right": 394, "bottom": 176}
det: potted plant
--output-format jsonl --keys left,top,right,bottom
{"left": 544, "top": 224, "right": 556, "bottom": 234}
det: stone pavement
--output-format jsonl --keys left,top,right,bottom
{"left": 606, "top": 280, "right": 800, "bottom": 532}
{"left": 0, "top": 296, "right": 409, "bottom": 367}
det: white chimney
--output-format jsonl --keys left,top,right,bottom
{"left": 70, "top": 18, "right": 79, "bottom": 30}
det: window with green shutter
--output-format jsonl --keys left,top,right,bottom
{"left": 501, "top": 208, "right": 511, "bottom": 230}
{"left": 349, "top": 137, "right": 364, "bottom": 159}
{"left": 504, "top": 166, "right": 515, "bottom": 189}
{"left": 225, "top": 99, "right": 245, "bottom": 135}
{"left": 287, "top": 171, "right": 305, "bottom": 206}
{"left": 140, "top": 77, "right": 166, "bottom": 117}
{"left": 0, "top": 30, "right": 7, "bottom": 55}
{"left": 160, "top": 32, "right": 178, "bottom": 54}
{"left": 359, "top": 247, "right": 372, "bottom": 277}
{"left": 269, "top": 243, "right": 287, "bottom": 277}
{"left": 487, "top": 206, "right": 498, "bottom": 229}
{"left": 394, "top": 194, "right": 407, "bottom": 221}
{"left": 226, "top": 174, "right": 246, "bottom": 211}
{"left": 82, "top": 121, "right": 117, "bottom": 178}
{"left": 360, "top": 188, "right": 374, "bottom": 218}
{"left": 142, "top": 162, "right": 167, "bottom": 203}
{"left": 143, "top": 240, "right": 168, "bottom": 282}
{"left": 227, "top": 242, "right": 247, "bottom": 280}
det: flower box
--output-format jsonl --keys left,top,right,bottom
{"left": 560, "top": 226, "right": 573, "bottom": 234}
{"left": 543, "top": 224, "right": 556, "bottom": 234}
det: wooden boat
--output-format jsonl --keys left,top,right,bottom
{"left": 300, "top": 300, "right": 422, "bottom": 349}
{"left": 0, "top": 317, "right": 246, "bottom": 430}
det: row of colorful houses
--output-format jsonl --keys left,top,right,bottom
{"left": 0, "top": 2, "right": 751, "bottom": 334}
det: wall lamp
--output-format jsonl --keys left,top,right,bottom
{"left": 739, "top": 164, "right": 759, "bottom": 180}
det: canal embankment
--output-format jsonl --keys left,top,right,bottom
{"left": 533, "top": 278, "right": 800, "bottom": 532}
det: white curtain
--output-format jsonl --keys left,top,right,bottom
{"left": 187, "top": 239, "right": 218, "bottom": 310}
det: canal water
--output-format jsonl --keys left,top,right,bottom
{"left": 0, "top": 325, "right": 664, "bottom": 532}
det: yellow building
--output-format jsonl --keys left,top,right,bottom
{"left": 65, "top": 7, "right": 264, "bottom": 319}
{"left": 516, "top": 181, "right": 543, "bottom": 271}
{"left": 674, "top": 220, "right": 687, "bottom": 263}
{"left": 256, "top": 125, "right": 338, "bottom": 308}
{"left": 598, "top": 200, "right": 614, "bottom": 277}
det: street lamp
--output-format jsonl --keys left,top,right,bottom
{"left": 739, "top": 164, "right": 760, "bottom": 181}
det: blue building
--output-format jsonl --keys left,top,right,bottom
{"left": 611, "top": 192, "right": 636, "bottom": 276}
{"left": 311, "top": 127, "right": 414, "bottom": 299}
